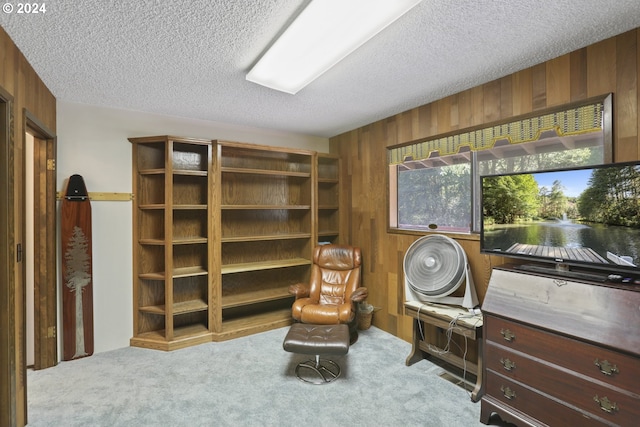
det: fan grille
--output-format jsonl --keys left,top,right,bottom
{"left": 404, "top": 235, "right": 466, "bottom": 297}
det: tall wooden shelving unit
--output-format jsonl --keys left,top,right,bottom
{"left": 130, "top": 136, "right": 214, "bottom": 350}
{"left": 316, "top": 153, "right": 341, "bottom": 244}
{"left": 130, "top": 137, "right": 341, "bottom": 348}
{"left": 212, "top": 141, "right": 315, "bottom": 340}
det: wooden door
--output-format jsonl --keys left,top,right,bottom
{"left": 13, "top": 106, "right": 27, "bottom": 426}
{"left": 26, "top": 113, "right": 57, "bottom": 370}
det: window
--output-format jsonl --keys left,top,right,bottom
{"left": 388, "top": 96, "right": 612, "bottom": 234}
{"left": 392, "top": 151, "right": 471, "bottom": 232}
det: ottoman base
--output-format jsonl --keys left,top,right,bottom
{"left": 296, "top": 355, "right": 341, "bottom": 384}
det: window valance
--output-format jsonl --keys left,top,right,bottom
{"left": 388, "top": 102, "right": 604, "bottom": 165}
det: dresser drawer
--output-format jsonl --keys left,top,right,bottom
{"left": 485, "top": 315, "right": 640, "bottom": 392}
{"left": 484, "top": 371, "right": 607, "bottom": 427}
{"left": 486, "top": 342, "right": 640, "bottom": 426}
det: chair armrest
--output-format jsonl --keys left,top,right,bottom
{"left": 288, "top": 283, "right": 310, "bottom": 299}
{"left": 350, "top": 287, "right": 368, "bottom": 303}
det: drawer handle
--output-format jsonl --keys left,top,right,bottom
{"left": 594, "top": 395, "right": 618, "bottom": 414}
{"left": 500, "top": 328, "right": 515, "bottom": 342}
{"left": 500, "top": 385, "right": 516, "bottom": 400}
{"left": 594, "top": 358, "right": 619, "bottom": 376}
{"left": 500, "top": 358, "right": 516, "bottom": 371}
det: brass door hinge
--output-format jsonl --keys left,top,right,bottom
{"left": 47, "top": 159, "right": 55, "bottom": 171}
{"left": 47, "top": 326, "right": 56, "bottom": 338}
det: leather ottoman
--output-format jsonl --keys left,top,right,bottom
{"left": 283, "top": 323, "right": 350, "bottom": 384}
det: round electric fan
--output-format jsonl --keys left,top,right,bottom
{"left": 403, "top": 235, "right": 478, "bottom": 309}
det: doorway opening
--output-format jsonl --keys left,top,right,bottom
{"left": 26, "top": 131, "right": 35, "bottom": 368}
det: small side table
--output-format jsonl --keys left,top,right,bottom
{"left": 404, "top": 301, "right": 483, "bottom": 402}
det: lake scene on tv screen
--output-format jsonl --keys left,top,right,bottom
{"left": 482, "top": 164, "right": 640, "bottom": 269}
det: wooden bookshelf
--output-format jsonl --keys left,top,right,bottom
{"left": 317, "top": 153, "right": 341, "bottom": 244}
{"left": 130, "top": 137, "right": 342, "bottom": 349}
{"left": 130, "top": 136, "right": 214, "bottom": 351}
{"left": 211, "top": 141, "right": 315, "bottom": 341}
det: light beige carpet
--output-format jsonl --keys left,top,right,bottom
{"left": 27, "top": 326, "right": 493, "bottom": 426}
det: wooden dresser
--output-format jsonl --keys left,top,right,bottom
{"left": 480, "top": 265, "right": 640, "bottom": 426}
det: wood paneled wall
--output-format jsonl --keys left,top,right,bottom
{"left": 0, "top": 27, "right": 56, "bottom": 427}
{"left": 330, "top": 29, "right": 639, "bottom": 343}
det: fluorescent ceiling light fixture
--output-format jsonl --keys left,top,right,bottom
{"left": 246, "top": 0, "right": 423, "bottom": 94}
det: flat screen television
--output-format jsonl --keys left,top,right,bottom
{"left": 480, "top": 160, "right": 640, "bottom": 279}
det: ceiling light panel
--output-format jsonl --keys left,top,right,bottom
{"left": 246, "top": 0, "right": 423, "bottom": 94}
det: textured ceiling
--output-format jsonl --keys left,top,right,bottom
{"left": 2, "top": 0, "right": 640, "bottom": 138}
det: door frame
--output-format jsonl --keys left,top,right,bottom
{"left": 24, "top": 110, "right": 57, "bottom": 370}
{"left": 0, "top": 83, "right": 17, "bottom": 427}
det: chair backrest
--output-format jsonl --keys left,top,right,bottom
{"left": 308, "top": 245, "right": 362, "bottom": 305}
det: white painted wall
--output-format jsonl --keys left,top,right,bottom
{"left": 56, "top": 100, "right": 329, "bottom": 354}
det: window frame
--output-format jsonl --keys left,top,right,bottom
{"left": 387, "top": 94, "right": 613, "bottom": 237}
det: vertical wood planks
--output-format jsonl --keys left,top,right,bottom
{"left": 330, "top": 29, "right": 640, "bottom": 344}
{"left": 615, "top": 30, "right": 638, "bottom": 161}
{"left": 1, "top": 26, "right": 56, "bottom": 427}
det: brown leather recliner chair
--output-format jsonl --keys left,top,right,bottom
{"left": 289, "top": 245, "right": 368, "bottom": 343}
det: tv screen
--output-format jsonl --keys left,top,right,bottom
{"left": 480, "top": 161, "right": 640, "bottom": 276}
